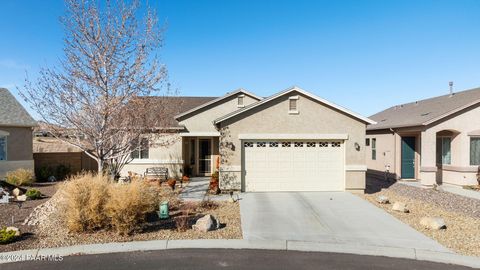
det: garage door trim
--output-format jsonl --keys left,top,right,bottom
{"left": 238, "top": 133, "right": 349, "bottom": 140}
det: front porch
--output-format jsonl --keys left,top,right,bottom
{"left": 181, "top": 135, "right": 220, "bottom": 177}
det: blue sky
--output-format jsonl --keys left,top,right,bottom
{"left": 1, "top": 0, "right": 480, "bottom": 118}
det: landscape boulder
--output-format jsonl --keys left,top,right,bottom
{"left": 6, "top": 226, "right": 21, "bottom": 237}
{"left": 12, "top": 188, "right": 22, "bottom": 197}
{"left": 192, "top": 214, "right": 220, "bottom": 232}
{"left": 420, "top": 217, "right": 446, "bottom": 230}
{"left": 16, "top": 195, "right": 27, "bottom": 202}
{"left": 392, "top": 202, "right": 409, "bottom": 213}
{"left": 376, "top": 195, "right": 389, "bottom": 204}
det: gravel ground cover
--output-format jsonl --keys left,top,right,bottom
{"left": 0, "top": 182, "right": 59, "bottom": 252}
{"left": 1, "top": 184, "right": 242, "bottom": 252}
{"left": 361, "top": 178, "right": 480, "bottom": 256}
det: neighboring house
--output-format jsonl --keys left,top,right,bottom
{"left": 0, "top": 88, "right": 37, "bottom": 177}
{"left": 366, "top": 87, "right": 480, "bottom": 187}
{"left": 121, "top": 86, "right": 375, "bottom": 193}
{"left": 33, "top": 137, "right": 98, "bottom": 178}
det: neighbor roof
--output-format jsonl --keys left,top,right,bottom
{"left": 174, "top": 88, "right": 262, "bottom": 120}
{"left": 0, "top": 88, "right": 37, "bottom": 127}
{"left": 368, "top": 87, "right": 480, "bottom": 130}
{"left": 214, "top": 86, "right": 376, "bottom": 125}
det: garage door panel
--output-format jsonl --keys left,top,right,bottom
{"left": 244, "top": 140, "right": 344, "bottom": 192}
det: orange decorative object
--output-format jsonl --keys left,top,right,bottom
{"left": 216, "top": 156, "right": 220, "bottom": 169}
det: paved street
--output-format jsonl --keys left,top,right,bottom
{"left": 1, "top": 249, "right": 474, "bottom": 270}
{"left": 240, "top": 192, "right": 449, "bottom": 251}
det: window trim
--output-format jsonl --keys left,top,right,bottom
{"left": 371, "top": 138, "right": 376, "bottom": 160}
{"left": 288, "top": 96, "right": 299, "bottom": 114}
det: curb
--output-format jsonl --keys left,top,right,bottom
{"left": 1, "top": 239, "right": 479, "bottom": 268}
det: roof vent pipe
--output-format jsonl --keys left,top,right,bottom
{"left": 449, "top": 81, "right": 454, "bottom": 96}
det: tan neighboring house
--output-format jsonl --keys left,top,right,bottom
{"left": 0, "top": 88, "right": 37, "bottom": 177}
{"left": 366, "top": 87, "right": 480, "bottom": 187}
{"left": 121, "top": 86, "right": 375, "bottom": 193}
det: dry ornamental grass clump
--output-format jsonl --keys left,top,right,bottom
{"left": 5, "top": 168, "right": 35, "bottom": 186}
{"left": 61, "top": 173, "right": 161, "bottom": 235}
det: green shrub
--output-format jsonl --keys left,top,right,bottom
{"left": 36, "top": 166, "right": 54, "bottom": 182}
{"left": 36, "top": 164, "right": 72, "bottom": 182}
{"left": 55, "top": 164, "right": 71, "bottom": 180}
{"left": 0, "top": 228, "right": 17, "bottom": 244}
{"left": 26, "top": 189, "right": 42, "bottom": 200}
{"left": 6, "top": 169, "right": 35, "bottom": 186}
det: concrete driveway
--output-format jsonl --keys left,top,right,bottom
{"left": 240, "top": 192, "right": 449, "bottom": 252}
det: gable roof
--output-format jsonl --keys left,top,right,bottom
{"left": 368, "top": 87, "right": 480, "bottom": 130}
{"left": 0, "top": 88, "right": 37, "bottom": 127}
{"left": 174, "top": 88, "right": 262, "bottom": 120}
{"left": 141, "top": 96, "right": 217, "bottom": 128}
{"left": 214, "top": 86, "right": 376, "bottom": 125}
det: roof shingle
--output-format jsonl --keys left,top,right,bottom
{"left": 0, "top": 88, "right": 37, "bottom": 127}
{"left": 368, "top": 87, "right": 480, "bottom": 130}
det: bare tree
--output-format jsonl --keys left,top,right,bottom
{"left": 21, "top": 0, "right": 178, "bottom": 177}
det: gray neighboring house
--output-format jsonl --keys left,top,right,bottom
{"left": 121, "top": 86, "right": 375, "bottom": 193}
{"left": 367, "top": 87, "right": 480, "bottom": 187}
{"left": 0, "top": 88, "right": 37, "bottom": 177}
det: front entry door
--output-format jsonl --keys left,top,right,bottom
{"left": 401, "top": 137, "right": 416, "bottom": 179}
{"left": 198, "top": 139, "right": 212, "bottom": 175}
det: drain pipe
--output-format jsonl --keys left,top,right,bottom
{"left": 390, "top": 128, "right": 396, "bottom": 181}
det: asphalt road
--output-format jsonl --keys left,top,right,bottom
{"left": 1, "top": 249, "right": 475, "bottom": 270}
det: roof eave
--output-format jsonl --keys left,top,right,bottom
{"left": 214, "top": 86, "right": 376, "bottom": 125}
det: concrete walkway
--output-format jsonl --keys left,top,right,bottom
{"left": 400, "top": 181, "right": 480, "bottom": 200}
{"left": 179, "top": 177, "right": 209, "bottom": 201}
{"left": 240, "top": 192, "right": 449, "bottom": 252}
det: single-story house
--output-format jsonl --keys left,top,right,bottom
{"left": 0, "top": 88, "right": 37, "bottom": 177}
{"left": 121, "top": 86, "right": 375, "bottom": 193}
{"left": 366, "top": 87, "right": 480, "bottom": 187}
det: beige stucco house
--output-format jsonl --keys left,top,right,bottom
{"left": 0, "top": 88, "right": 37, "bottom": 177}
{"left": 366, "top": 87, "right": 480, "bottom": 187}
{"left": 122, "top": 86, "right": 375, "bottom": 193}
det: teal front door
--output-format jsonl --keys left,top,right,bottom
{"left": 401, "top": 137, "right": 416, "bottom": 179}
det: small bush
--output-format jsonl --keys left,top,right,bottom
{"left": 6, "top": 168, "right": 35, "bottom": 186}
{"left": 0, "top": 228, "right": 17, "bottom": 245}
{"left": 36, "top": 164, "right": 72, "bottom": 182}
{"left": 61, "top": 173, "right": 110, "bottom": 232}
{"left": 105, "top": 180, "right": 160, "bottom": 235}
{"left": 174, "top": 215, "right": 190, "bottom": 232}
{"left": 199, "top": 199, "right": 219, "bottom": 210}
{"left": 26, "top": 189, "right": 42, "bottom": 200}
{"left": 55, "top": 164, "right": 71, "bottom": 180}
{"left": 61, "top": 173, "right": 160, "bottom": 235}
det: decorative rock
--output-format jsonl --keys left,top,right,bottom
{"left": 376, "top": 195, "right": 389, "bottom": 204}
{"left": 420, "top": 217, "right": 446, "bottom": 230}
{"left": 16, "top": 194, "right": 27, "bottom": 202}
{"left": 192, "top": 214, "right": 220, "bottom": 232}
{"left": 48, "top": 176, "right": 56, "bottom": 182}
{"left": 228, "top": 197, "right": 235, "bottom": 203}
{"left": 392, "top": 202, "right": 409, "bottom": 213}
{"left": 12, "top": 188, "right": 22, "bottom": 197}
{"left": 6, "top": 226, "right": 21, "bottom": 236}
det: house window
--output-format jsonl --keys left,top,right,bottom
{"left": 0, "top": 136, "right": 6, "bottom": 161}
{"left": 131, "top": 138, "right": 149, "bottom": 159}
{"left": 366, "top": 138, "right": 370, "bottom": 146}
{"left": 237, "top": 95, "right": 244, "bottom": 107}
{"left": 289, "top": 96, "right": 299, "bottom": 113}
{"left": 436, "top": 137, "right": 451, "bottom": 165}
{"left": 470, "top": 138, "right": 480, "bottom": 165}
{"left": 371, "top": 138, "right": 376, "bottom": 160}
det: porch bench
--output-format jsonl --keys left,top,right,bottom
{"left": 144, "top": 167, "right": 169, "bottom": 182}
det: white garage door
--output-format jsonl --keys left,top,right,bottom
{"left": 243, "top": 140, "right": 345, "bottom": 192}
